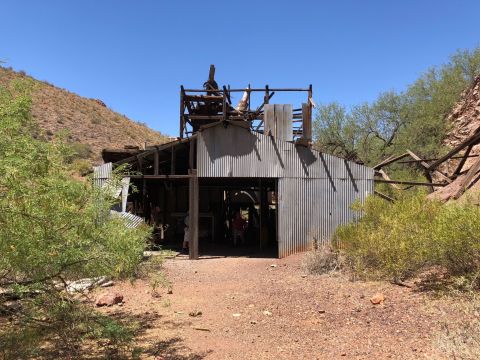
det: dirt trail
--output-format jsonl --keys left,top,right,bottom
{"left": 99, "top": 254, "right": 447, "bottom": 359}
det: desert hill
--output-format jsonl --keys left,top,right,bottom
{"left": 0, "top": 66, "right": 169, "bottom": 164}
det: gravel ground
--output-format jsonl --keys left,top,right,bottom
{"left": 96, "top": 253, "right": 451, "bottom": 359}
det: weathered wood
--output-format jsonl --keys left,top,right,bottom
{"left": 170, "top": 145, "right": 176, "bottom": 175}
{"left": 373, "top": 153, "right": 409, "bottom": 170}
{"left": 153, "top": 150, "right": 159, "bottom": 176}
{"left": 189, "top": 137, "right": 196, "bottom": 170}
{"left": 453, "top": 145, "right": 474, "bottom": 177}
{"left": 374, "top": 190, "right": 395, "bottom": 202}
{"left": 374, "top": 179, "right": 446, "bottom": 187}
{"left": 189, "top": 169, "right": 199, "bottom": 260}
{"left": 427, "top": 131, "right": 480, "bottom": 170}
{"left": 114, "top": 136, "right": 195, "bottom": 167}
{"left": 180, "top": 86, "right": 185, "bottom": 138}
{"left": 406, "top": 150, "right": 452, "bottom": 184}
{"left": 452, "top": 154, "right": 480, "bottom": 199}
{"left": 301, "top": 102, "right": 312, "bottom": 141}
{"left": 129, "top": 175, "right": 191, "bottom": 179}
{"left": 378, "top": 169, "right": 401, "bottom": 190}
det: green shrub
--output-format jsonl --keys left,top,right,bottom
{"left": 70, "top": 142, "right": 92, "bottom": 160}
{"left": 336, "top": 193, "right": 480, "bottom": 286}
{"left": 71, "top": 158, "right": 92, "bottom": 176}
{"left": 0, "top": 77, "right": 151, "bottom": 357}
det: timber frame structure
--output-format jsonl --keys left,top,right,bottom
{"left": 101, "top": 66, "right": 374, "bottom": 259}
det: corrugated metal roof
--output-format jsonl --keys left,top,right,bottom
{"left": 110, "top": 210, "right": 144, "bottom": 228}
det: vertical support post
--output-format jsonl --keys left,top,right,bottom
{"left": 170, "top": 144, "right": 176, "bottom": 175}
{"left": 180, "top": 86, "right": 185, "bottom": 138}
{"left": 153, "top": 148, "right": 159, "bottom": 176}
{"left": 301, "top": 103, "right": 312, "bottom": 142}
{"left": 264, "top": 85, "right": 270, "bottom": 105}
{"left": 222, "top": 90, "right": 227, "bottom": 121}
{"left": 189, "top": 138, "right": 196, "bottom": 170}
{"left": 247, "top": 84, "right": 251, "bottom": 112}
{"left": 259, "top": 178, "right": 263, "bottom": 251}
{"left": 189, "top": 169, "right": 199, "bottom": 259}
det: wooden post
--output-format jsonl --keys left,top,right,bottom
{"left": 180, "top": 86, "right": 185, "bottom": 138}
{"left": 189, "top": 169, "right": 199, "bottom": 259}
{"left": 301, "top": 103, "right": 312, "bottom": 142}
{"left": 453, "top": 154, "right": 480, "bottom": 199}
{"left": 189, "top": 138, "right": 195, "bottom": 170}
{"left": 170, "top": 144, "right": 176, "bottom": 175}
{"left": 259, "top": 178, "right": 263, "bottom": 251}
{"left": 453, "top": 145, "right": 474, "bottom": 177}
{"left": 153, "top": 149, "right": 159, "bottom": 176}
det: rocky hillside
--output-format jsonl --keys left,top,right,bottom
{"left": 430, "top": 75, "right": 480, "bottom": 201}
{"left": 0, "top": 66, "right": 169, "bottom": 164}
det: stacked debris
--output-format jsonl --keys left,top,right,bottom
{"left": 373, "top": 75, "right": 480, "bottom": 202}
{"left": 429, "top": 75, "right": 480, "bottom": 201}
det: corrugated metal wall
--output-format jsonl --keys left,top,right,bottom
{"left": 277, "top": 177, "right": 373, "bottom": 258}
{"left": 93, "top": 162, "right": 112, "bottom": 188}
{"left": 197, "top": 124, "right": 374, "bottom": 257}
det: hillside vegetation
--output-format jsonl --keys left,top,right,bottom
{"left": 314, "top": 47, "right": 480, "bottom": 174}
{"left": 0, "top": 66, "right": 169, "bottom": 164}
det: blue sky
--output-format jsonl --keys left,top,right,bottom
{"left": 1, "top": 0, "right": 479, "bottom": 136}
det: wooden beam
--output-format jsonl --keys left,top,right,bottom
{"left": 374, "top": 190, "right": 395, "bottom": 202}
{"left": 452, "top": 154, "right": 480, "bottom": 199}
{"left": 427, "top": 131, "right": 480, "bottom": 171}
{"left": 406, "top": 150, "right": 452, "bottom": 184}
{"left": 453, "top": 145, "right": 474, "bottom": 177}
{"left": 180, "top": 86, "right": 185, "bottom": 138}
{"left": 189, "top": 169, "right": 199, "bottom": 260}
{"left": 373, "top": 153, "right": 409, "bottom": 170}
{"left": 374, "top": 179, "right": 446, "bottom": 187}
{"left": 170, "top": 145, "right": 176, "bottom": 175}
{"left": 378, "top": 169, "right": 401, "bottom": 190}
{"left": 153, "top": 150, "right": 159, "bottom": 176}
{"left": 129, "top": 175, "right": 191, "bottom": 179}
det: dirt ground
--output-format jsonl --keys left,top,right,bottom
{"left": 96, "top": 253, "right": 451, "bottom": 360}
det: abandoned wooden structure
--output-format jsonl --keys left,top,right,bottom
{"left": 100, "top": 67, "right": 374, "bottom": 259}
{"left": 373, "top": 127, "right": 480, "bottom": 201}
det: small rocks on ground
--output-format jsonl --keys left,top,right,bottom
{"left": 96, "top": 291, "right": 124, "bottom": 307}
{"left": 263, "top": 310, "right": 272, "bottom": 316}
{"left": 370, "top": 293, "right": 385, "bottom": 305}
{"left": 189, "top": 310, "right": 202, "bottom": 317}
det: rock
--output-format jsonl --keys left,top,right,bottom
{"left": 370, "top": 293, "right": 385, "bottom": 305}
{"left": 100, "top": 280, "right": 114, "bottom": 287}
{"left": 96, "top": 291, "right": 124, "bottom": 307}
{"left": 189, "top": 310, "right": 202, "bottom": 317}
{"left": 318, "top": 309, "right": 326, "bottom": 314}
{"left": 250, "top": 320, "right": 257, "bottom": 324}
{"left": 167, "top": 288, "right": 173, "bottom": 294}
{"left": 270, "top": 264, "right": 278, "bottom": 268}
{"left": 233, "top": 313, "right": 242, "bottom": 317}
{"left": 263, "top": 310, "right": 272, "bottom": 316}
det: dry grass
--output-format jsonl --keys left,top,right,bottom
{"left": 0, "top": 66, "right": 169, "bottom": 164}
{"left": 302, "top": 245, "right": 343, "bottom": 275}
{"left": 434, "top": 298, "right": 480, "bottom": 359}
